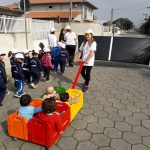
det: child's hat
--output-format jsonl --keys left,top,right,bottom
{"left": 50, "top": 27, "right": 55, "bottom": 32}
{"left": 43, "top": 47, "right": 50, "bottom": 53}
{"left": 0, "top": 52, "right": 6, "bottom": 56}
{"left": 15, "top": 53, "right": 24, "bottom": 59}
{"left": 61, "top": 43, "right": 66, "bottom": 49}
{"left": 11, "top": 48, "right": 19, "bottom": 54}
{"left": 57, "top": 42, "right": 62, "bottom": 47}
{"left": 23, "top": 49, "right": 30, "bottom": 54}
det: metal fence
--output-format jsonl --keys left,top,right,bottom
{"left": 32, "top": 19, "right": 54, "bottom": 40}
{"left": 0, "top": 15, "right": 29, "bottom": 33}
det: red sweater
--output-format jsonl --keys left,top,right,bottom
{"left": 41, "top": 54, "right": 53, "bottom": 68}
{"left": 35, "top": 112, "right": 62, "bottom": 133}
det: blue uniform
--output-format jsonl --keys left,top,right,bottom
{"left": 23, "top": 56, "right": 31, "bottom": 84}
{"left": 14, "top": 62, "right": 25, "bottom": 96}
{"left": 52, "top": 46, "right": 61, "bottom": 73}
{"left": 59, "top": 48, "right": 68, "bottom": 73}
{"left": 10, "top": 56, "right": 17, "bottom": 88}
{"left": 0, "top": 60, "right": 7, "bottom": 103}
{"left": 30, "top": 57, "right": 42, "bottom": 85}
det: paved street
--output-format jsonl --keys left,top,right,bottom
{"left": 0, "top": 62, "right": 150, "bottom": 150}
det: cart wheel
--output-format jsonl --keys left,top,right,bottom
{"left": 12, "top": 137, "right": 17, "bottom": 141}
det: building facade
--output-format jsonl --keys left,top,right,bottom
{"left": 5, "top": 0, "right": 97, "bottom": 22}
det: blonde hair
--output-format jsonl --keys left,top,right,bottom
{"left": 82, "top": 33, "right": 95, "bottom": 48}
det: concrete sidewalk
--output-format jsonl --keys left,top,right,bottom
{"left": 0, "top": 62, "right": 150, "bottom": 150}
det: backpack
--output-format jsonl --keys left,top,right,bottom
{"left": 51, "top": 46, "right": 61, "bottom": 59}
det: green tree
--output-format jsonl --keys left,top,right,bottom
{"left": 140, "top": 18, "right": 150, "bottom": 34}
{"left": 20, "top": 0, "right": 30, "bottom": 11}
{"left": 113, "top": 18, "right": 134, "bottom": 30}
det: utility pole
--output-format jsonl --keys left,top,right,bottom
{"left": 24, "top": 0, "right": 28, "bottom": 49}
{"left": 69, "top": 0, "right": 72, "bottom": 25}
{"left": 143, "top": 13, "right": 148, "bottom": 22}
{"left": 110, "top": 8, "right": 114, "bottom": 36}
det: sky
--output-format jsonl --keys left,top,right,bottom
{"left": 0, "top": 0, "right": 150, "bottom": 27}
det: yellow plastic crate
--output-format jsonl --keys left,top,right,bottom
{"left": 66, "top": 89, "right": 84, "bottom": 122}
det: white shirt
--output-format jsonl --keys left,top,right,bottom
{"left": 48, "top": 34, "right": 57, "bottom": 49}
{"left": 64, "top": 31, "right": 77, "bottom": 45}
{"left": 79, "top": 41, "right": 97, "bottom": 66}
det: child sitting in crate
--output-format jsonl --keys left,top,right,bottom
{"left": 18, "top": 94, "right": 42, "bottom": 120}
{"left": 42, "top": 86, "right": 57, "bottom": 99}
{"left": 56, "top": 92, "right": 79, "bottom": 105}
{"left": 35, "top": 98, "right": 63, "bottom": 133}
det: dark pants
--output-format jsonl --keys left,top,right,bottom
{"left": 31, "top": 72, "right": 40, "bottom": 85}
{"left": 43, "top": 66, "right": 50, "bottom": 80}
{"left": 66, "top": 45, "right": 76, "bottom": 66}
{"left": 0, "top": 88, "right": 6, "bottom": 103}
{"left": 23, "top": 70, "right": 31, "bottom": 84}
{"left": 81, "top": 66, "right": 93, "bottom": 86}
{"left": 54, "top": 57, "right": 60, "bottom": 73}
{"left": 60, "top": 60, "right": 66, "bottom": 73}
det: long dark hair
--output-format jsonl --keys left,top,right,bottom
{"left": 59, "top": 28, "right": 65, "bottom": 42}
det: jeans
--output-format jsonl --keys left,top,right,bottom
{"left": 0, "top": 88, "right": 6, "bottom": 103}
{"left": 16, "top": 80, "right": 24, "bottom": 96}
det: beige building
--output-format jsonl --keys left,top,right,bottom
{"left": 5, "top": 0, "right": 97, "bottom": 22}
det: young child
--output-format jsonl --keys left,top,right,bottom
{"left": 56, "top": 92, "right": 79, "bottom": 105}
{"left": 30, "top": 49, "right": 42, "bottom": 89}
{"left": 42, "top": 86, "right": 57, "bottom": 99}
{"left": 51, "top": 43, "right": 62, "bottom": 73}
{"left": 0, "top": 52, "right": 7, "bottom": 106}
{"left": 41, "top": 48, "right": 53, "bottom": 82}
{"left": 23, "top": 49, "right": 31, "bottom": 85}
{"left": 35, "top": 98, "right": 62, "bottom": 133}
{"left": 18, "top": 94, "right": 42, "bottom": 120}
{"left": 14, "top": 53, "right": 25, "bottom": 98}
{"left": 59, "top": 42, "right": 68, "bottom": 75}
{"left": 9, "top": 49, "right": 19, "bottom": 89}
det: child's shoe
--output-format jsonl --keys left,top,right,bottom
{"left": 0, "top": 102, "right": 3, "bottom": 106}
{"left": 14, "top": 94, "right": 22, "bottom": 98}
{"left": 30, "top": 83, "right": 36, "bottom": 89}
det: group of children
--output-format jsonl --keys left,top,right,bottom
{"left": 0, "top": 41, "right": 69, "bottom": 105}
{"left": 18, "top": 86, "right": 79, "bottom": 133}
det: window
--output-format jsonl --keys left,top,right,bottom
{"left": 73, "top": 3, "right": 78, "bottom": 8}
{"left": 49, "top": 5, "right": 53, "bottom": 9}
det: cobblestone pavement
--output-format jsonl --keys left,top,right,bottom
{"left": 0, "top": 62, "right": 150, "bottom": 150}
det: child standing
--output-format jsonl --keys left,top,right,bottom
{"left": 23, "top": 49, "right": 31, "bottom": 85}
{"left": 14, "top": 53, "right": 25, "bottom": 98}
{"left": 9, "top": 49, "right": 19, "bottom": 89}
{"left": 41, "top": 47, "right": 53, "bottom": 82}
{"left": 59, "top": 43, "right": 68, "bottom": 75}
{"left": 18, "top": 94, "right": 42, "bottom": 120}
{"left": 0, "top": 52, "right": 7, "bottom": 106}
{"left": 30, "top": 50, "right": 42, "bottom": 89}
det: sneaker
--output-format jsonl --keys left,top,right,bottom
{"left": 42, "top": 78, "right": 47, "bottom": 82}
{"left": 46, "top": 79, "right": 51, "bottom": 83}
{"left": 30, "top": 83, "right": 36, "bottom": 89}
{"left": 82, "top": 86, "right": 89, "bottom": 93}
{"left": 0, "top": 103, "right": 3, "bottom": 106}
{"left": 14, "top": 94, "right": 22, "bottom": 98}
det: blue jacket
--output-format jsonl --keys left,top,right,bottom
{"left": 23, "top": 56, "right": 30, "bottom": 72}
{"left": 0, "top": 61, "right": 7, "bottom": 89}
{"left": 13, "top": 62, "right": 25, "bottom": 81}
{"left": 10, "top": 56, "right": 16, "bottom": 77}
{"left": 30, "top": 57, "right": 42, "bottom": 74}
{"left": 51, "top": 46, "right": 61, "bottom": 59}
{"left": 59, "top": 48, "right": 69, "bottom": 61}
